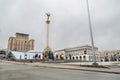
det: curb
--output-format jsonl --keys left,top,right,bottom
{"left": 32, "top": 65, "right": 120, "bottom": 74}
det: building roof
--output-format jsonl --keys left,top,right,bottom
{"left": 54, "top": 45, "right": 98, "bottom": 52}
{"left": 16, "top": 32, "right": 29, "bottom": 36}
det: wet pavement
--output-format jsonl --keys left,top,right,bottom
{"left": 0, "top": 63, "right": 120, "bottom": 80}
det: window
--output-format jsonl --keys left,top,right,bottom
{"left": 76, "top": 56, "right": 78, "bottom": 60}
{"left": 79, "top": 56, "right": 82, "bottom": 60}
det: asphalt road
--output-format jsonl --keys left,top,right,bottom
{"left": 0, "top": 63, "right": 120, "bottom": 80}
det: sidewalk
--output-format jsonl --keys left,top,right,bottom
{"left": 1, "top": 60, "right": 120, "bottom": 74}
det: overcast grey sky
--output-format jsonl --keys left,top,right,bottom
{"left": 0, "top": 0, "right": 120, "bottom": 51}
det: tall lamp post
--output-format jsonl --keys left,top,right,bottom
{"left": 86, "top": 0, "right": 98, "bottom": 65}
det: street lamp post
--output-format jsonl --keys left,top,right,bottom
{"left": 86, "top": 0, "right": 98, "bottom": 65}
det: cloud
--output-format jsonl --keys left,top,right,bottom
{"left": 0, "top": 0, "right": 120, "bottom": 51}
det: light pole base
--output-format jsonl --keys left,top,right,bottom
{"left": 92, "top": 62, "right": 99, "bottom": 66}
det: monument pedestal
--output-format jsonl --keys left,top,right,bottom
{"left": 43, "top": 47, "right": 54, "bottom": 61}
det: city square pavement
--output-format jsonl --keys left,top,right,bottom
{"left": 1, "top": 60, "right": 120, "bottom": 74}
{"left": 0, "top": 62, "right": 120, "bottom": 80}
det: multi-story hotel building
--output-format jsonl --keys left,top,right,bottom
{"left": 8, "top": 33, "right": 34, "bottom": 52}
{"left": 54, "top": 45, "right": 99, "bottom": 61}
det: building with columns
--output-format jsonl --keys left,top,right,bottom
{"left": 8, "top": 33, "right": 34, "bottom": 52}
{"left": 54, "top": 45, "right": 99, "bottom": 61}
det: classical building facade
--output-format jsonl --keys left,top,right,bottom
{"left": 54, "top": 45, "right": 99, "bottom": 61}
{"left": 8, "top": 33, "right": 34, "bottom": 52}
{"left": 99, "top": 50, "right": 120, "bottom": 61}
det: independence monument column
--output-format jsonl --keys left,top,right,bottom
{"left": 43, "top": 13, "right": 54, "bottom": 61}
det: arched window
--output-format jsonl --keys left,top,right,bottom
{"left": 83, "top": 56, "right": 86, "bottom": 58}
{"left": 79, "top": 56, "right": 82, "bottom": 60}
{"left": 73, "top": 57, "right": 75, "bottom": 60}
{"left": 56, "top": 55, "right": 58, "bottom": 59}
{"left": 66, "top": 56, "right": 68, "bottom": 60}
{"left": 83, "top": 56, "right": 86, "bottom": 61}
{"left": 76, "top": 56, "right": 78, "bottom": 60}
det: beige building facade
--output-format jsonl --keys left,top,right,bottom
{"left": 99, "top": 50, "right": 120, "bottom": 61}
{"left": 8, "top": 33, "right": 34, "bottom": 52}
